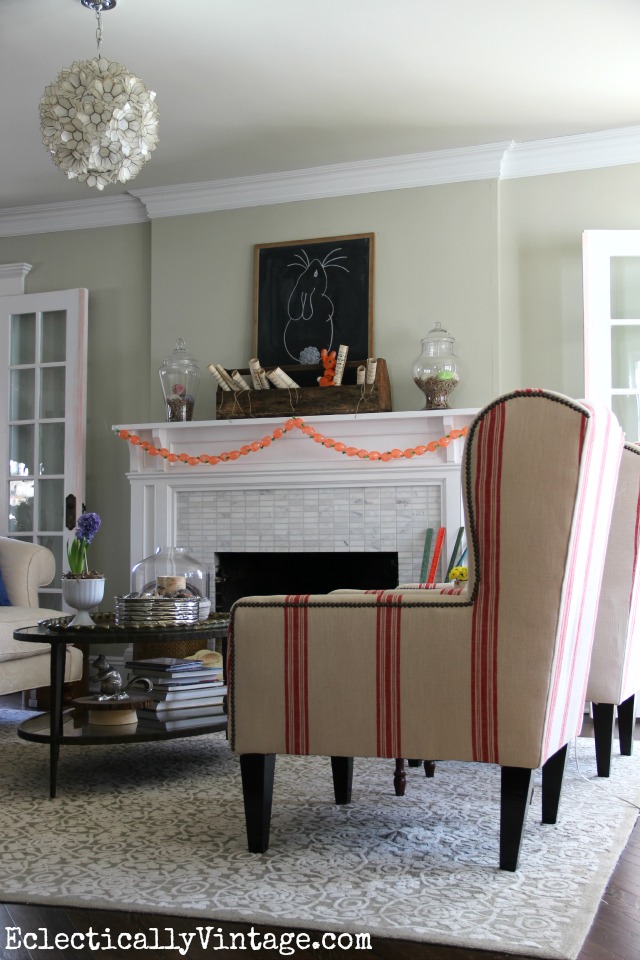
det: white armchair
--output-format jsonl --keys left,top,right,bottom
{"left": 0, "top": 537, "right": 83, "bottom": 698}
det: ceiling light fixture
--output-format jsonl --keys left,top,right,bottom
{"left": 39, "top": 0, "right": 159, "bottom": 191}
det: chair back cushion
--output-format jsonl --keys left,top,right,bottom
{"left": 463, "top": 390, "right": 622, "bottom": 762}
{"left": 586, "top": 443, "right": 640, "bottom": 705}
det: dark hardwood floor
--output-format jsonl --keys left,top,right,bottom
{"left": 1, "top": 696, "right": 639, "bottom": 959}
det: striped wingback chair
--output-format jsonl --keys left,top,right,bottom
{"left": 586, "top": 442, "right": 640, "bottom": 776}
{"left": 229, "top": 390, "right": 623, "bottom": 871}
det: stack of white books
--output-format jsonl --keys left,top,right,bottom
{"left": 125, "top": 656, "right": 227, "bottom": 731}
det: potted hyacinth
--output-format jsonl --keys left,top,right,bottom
{"left": 62, "top": 512, "right": 105, "bottom": 626}
{"left": 64, "top": 512, "right": 102, "bottom": 578}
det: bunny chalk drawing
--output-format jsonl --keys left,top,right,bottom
{"left": 284, "top": 247, "right": 348, "bottom": 363}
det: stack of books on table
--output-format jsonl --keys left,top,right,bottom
{"left": 125, "top": 656, "right": 227, "bottom": 731}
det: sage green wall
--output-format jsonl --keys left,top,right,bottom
{"left": 0, "top": 224, "right": 151, "bottom": 599}
{"left": 149, "top": 180, "right": 500, "bottom": 421}
{"left": 498, "top": 163, "right": 640, "bottom": 398}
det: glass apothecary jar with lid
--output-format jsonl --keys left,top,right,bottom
{"left": 159, "top": 338, "right": 200, "bottom": 421}
{"left": 411, "top": 322, "right": 461, "bottom": 409}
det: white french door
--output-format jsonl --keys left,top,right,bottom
{"left": 0, "top": 289, "right": 88, "bottom": 609}
{"left": 583, "top": 230, "right": 640, "bottom": 442}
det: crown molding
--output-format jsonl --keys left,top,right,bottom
{"left": 2, "top": 125, "right": 640, "bottom": 236}
{"left": 129, "top": 142, "right": 511, "bottom": 219}
{"left": 500, "top": 125, "right": 640, "bottom": 179}
{"left": 0, "top": 195, "right": 147, "bottom": 238}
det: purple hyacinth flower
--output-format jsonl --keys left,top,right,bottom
{"left": 76, "top": 512, "right": 101, "bottom": 544}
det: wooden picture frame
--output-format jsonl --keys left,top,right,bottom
{"left": 253, "top": 233, "right": 374, "bottom": 367}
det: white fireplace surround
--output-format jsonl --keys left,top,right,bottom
{"left": 115, "top": 409, "right": 478, "bottom": 598}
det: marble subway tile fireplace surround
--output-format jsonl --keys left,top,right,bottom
{"left": 116, "top": 409, "right": 477, "bottom": 600}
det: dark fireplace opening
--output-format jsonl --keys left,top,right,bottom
{"left": 215, "top": 552, "right": 399, "bottom": 611}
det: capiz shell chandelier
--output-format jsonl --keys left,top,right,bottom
{"left": 39, "top": 0, "right": 159, "bottom": 191}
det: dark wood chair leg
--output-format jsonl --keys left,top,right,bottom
{"left": 240, "top": 753, "right": 275, "bottom": 853}
{"left": 541, "top": 743, "right": 568, "bottom": 824}
{"left": 408, "top": 758, "right": 436, "bottom": 777}
{"left": 500, "top": 766, "right": 533, "bottom": 871}
{"left": 592, "top": 702, "right": 615, "bottom": 777}
{"left": 618, "top": 694, "right": 636, "bottom": 757}
{"left": 393, "top": 758, "right": 406, "bottom": 796}
{"left": 331, "top": 756, "right": 353, "bottom": 804}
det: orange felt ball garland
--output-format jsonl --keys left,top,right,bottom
{"left": 115, "top": 418, "right": 468, "bottom": 466}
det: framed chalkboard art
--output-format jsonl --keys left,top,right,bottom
{"left": 253, "top": 233, "right": 374, "bottom": 366}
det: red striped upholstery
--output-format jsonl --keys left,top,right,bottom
{"left": 376, "top": 600, "right": 402, "bottom": 757}
{"left": 230, "top": 391, "right": 623, "bottom": 772}
{"left": 284, "top": 597, "right": 310, "bottom": 754}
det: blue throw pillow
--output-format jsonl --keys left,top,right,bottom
{"left": 0, "top": 567, "right": 11, "bottom": 606}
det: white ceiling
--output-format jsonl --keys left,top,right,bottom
{"left": 3, "top": 0, "right": 640, "bottom": 212}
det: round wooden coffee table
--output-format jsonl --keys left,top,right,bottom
{"left": 14, "top": 612, "right": 229, "bottom": 798}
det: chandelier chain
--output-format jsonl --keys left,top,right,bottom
{"left": 95, "top": 9, "right": 103, "bottom": 56}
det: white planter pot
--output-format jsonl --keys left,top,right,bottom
{"left": 61, "top": 577, "right": 105, "bottom": 627}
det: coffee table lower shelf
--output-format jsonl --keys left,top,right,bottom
{"left": 13, "top": 615, "right": 229, "bottom": 796}
{"left": 18, "top": 709, "right": 228, "bottom": 746}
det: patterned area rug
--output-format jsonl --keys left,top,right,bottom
{"left": 0, "top": 709, "right": 638, "bottom": 959}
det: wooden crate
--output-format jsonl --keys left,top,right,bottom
{"left": 215, "top": 358, "right": 391, "bottom": 420}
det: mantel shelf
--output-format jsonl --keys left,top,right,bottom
{"left": 114, "top": 408, "right": 479, "bottom": 479}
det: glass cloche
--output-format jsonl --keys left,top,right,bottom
{"left": 411, "top": 322, "right": 461, "bottom": 410}
{"left": 159, "top": 338, "right": 200, "bottom": 421}
{"left": 131, "top": 546, "right": 210, "bottom": 599}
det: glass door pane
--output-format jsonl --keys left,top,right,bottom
{"left": 10, "top": 369, "right": 35, "bottom": 420}
{"left": 39, "top": 423, "right": 65, "bottom": 475}
{"left": 611, "top": 327, "right": 640, "bottom": 389}
{"left": 611, "top": 257, "right": 640, "bottom": 319}
{"left": 9, "top": 424, "right": 34, "bottom": 476}
{"left": 10, "top": 313, "right": 35, "bottom": 365}
{"left": 40, "top": 367, "right": 65, "bottom": 419}
{"left": 41, "top": 310, "right": 66, "bottom": 363}
{"left": 612, "top": 396, "right": 640, "bottom": 443}
{"left": 9, "top": 479, "right": 34, "bottom": 533}
{"left": 38, "top": 479, "right": 64, "bottom": 531}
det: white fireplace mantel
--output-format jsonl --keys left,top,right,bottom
{"left": 114, "top": 408, "right": 478, "bottom": 587}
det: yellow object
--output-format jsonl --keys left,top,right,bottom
{"left": 185, "top": 649, "right": 223, "bottom": 668}
{"left": 449, "top": 566, "right": 468, "bottom": 582}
